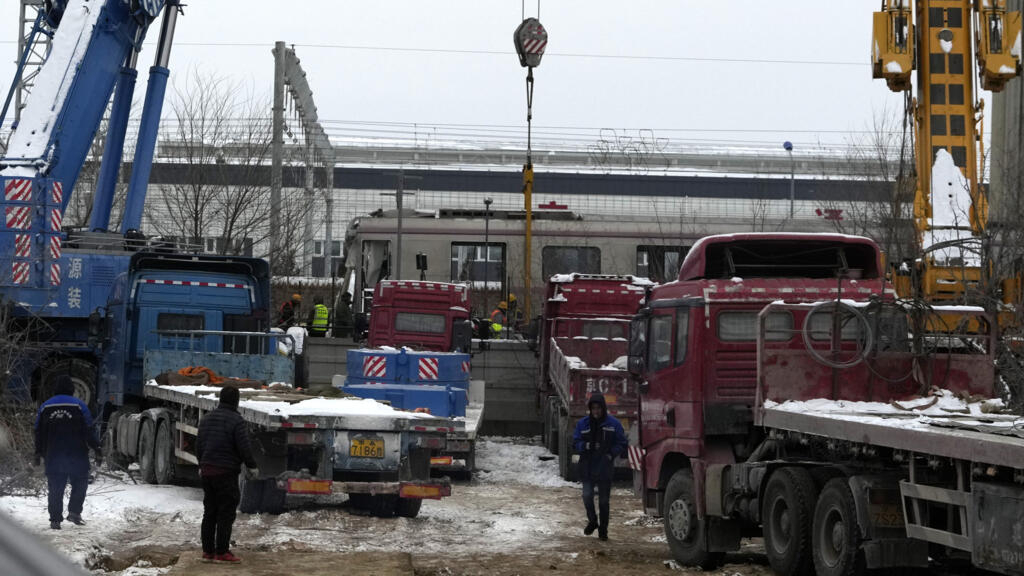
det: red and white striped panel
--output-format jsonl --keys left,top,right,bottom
{"left": 49, "top": 263, "right": 60, "bottom": 286}
{"left": 12, "top": 262, "right": 29, "bottom": 285}
{"left": 4, "top": 179, "right": 31, "bottom": 202}
{"left": 14, "top": 234, "right": 29, "bottom": 258}
{"left": 5, "top": 206, "right": 30, "bottom": 230}
{"left": 523, "top": 38, "right": 547, "bottom": 54}
{"left": 460, "top": 360, "right": 471, "bottom": 374}
{"left": 49, "top": 208, "right": 62, "bottom": 232}
{"left": 50, "top": 182, "right": 63, "bottom": 205}
{"left": 418, "top": 357, "right": 439, "bottom": 380}
{"left": 363, "top": 355, "right": 386, "bottom": 378}
{"left": 139, "top": 279, "right": 247, "bottom": 289}
{"left": 49, "top": 236, "right": 61, "bottom": 260}
{"left": 627, "top": 445, "right": 645, "bottom": 471}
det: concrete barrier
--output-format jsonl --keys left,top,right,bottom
{"left": 305, "top": 338, "right": 540, "bottom": 436}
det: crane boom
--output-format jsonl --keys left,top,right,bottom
{"left": 873, "top": 0, "right": 1021, "bottom": 303}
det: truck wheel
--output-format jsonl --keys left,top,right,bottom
{"left": 102, "top": 412, "right": 129, "bottom": 471}
{"left": 396, "top": 497, "right": 422, "bottom": 518}
{"left": 812, "top": 478, "right": 864, "bottom": 576}
{"left": 39, "top": 359, "right": 97, "bottom": 414}
{"left": 261, "top": 480, "right": 287, "bottom": 515}
{"left": 763, "top": 467, "right": 817, "bottom": 576}
{"left": 558, "top": 415, "right": 577, "bottom": 482}
{"left": 238, "top": 476, "right": 264, "bottom": 514}
{"left": 153, "top": 420, "right": 176, "bottom": 485}
{"left": 663, "top": 469, "right": 724, "bottom": 570}
{"left": 137, "top": 418, "right": 157, "bottom": 484}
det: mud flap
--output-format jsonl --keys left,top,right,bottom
{"left": 706, "top": 516, "right": 742, "bottom": 553}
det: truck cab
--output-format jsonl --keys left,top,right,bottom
{"left": 96, "top": 253, "right": 271, "bottom": 412}
{"left": 629, "top": 233, "right": 892, "bottom": 568}
{"left": 367, "top": 280, "right": 473, "bottom": 352}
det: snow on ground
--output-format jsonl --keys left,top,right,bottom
{"left": 0, "top": 438, "right": 580, "bottom": 574}
{"left": 474, "top": 437, "right": 574, "bottom": 488}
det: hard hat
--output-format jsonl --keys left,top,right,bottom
{"left": 498, "top": 301, "right": 508, "bottom": 310}
{"left": 292, "top": 293, "right": 302, "bottom": 302}
{"left": 508, "top": 293, "right": 517, "bottom": 303}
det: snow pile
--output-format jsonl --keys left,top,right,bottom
{"left": 887, "top": 60, "right": 904, "bottom": 73}
{"left": 599, "top": 356, "right": 629, "bottom": 370}
{"left": 564, "top": 355, "right": 587, "bottom": 369}
{"left": 475, "top": 437, "right": 575, "bottom": 488}
{"left": 3, "top": 0, "right": 104, "bottom": 167}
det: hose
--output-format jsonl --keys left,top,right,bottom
{"left": 801, "top": 300, "right": 874, "bottom": 369}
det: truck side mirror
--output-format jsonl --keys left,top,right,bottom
{"left": 88, "top": 309, "right": 107, "bottom": 349}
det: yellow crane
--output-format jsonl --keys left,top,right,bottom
{"left": 872, "top": 0, "right": 1021, "bottom": 310}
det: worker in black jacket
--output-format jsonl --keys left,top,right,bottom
{"left": 34, "top": 377, "right": 101, "bottom": 530}
{"left": 196, "top": 386, "right": 258, "bottom": 564}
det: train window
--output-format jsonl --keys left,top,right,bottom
{"left": 649, "top": 314, "right": 673, "bottom": 371}
{"left": 717, "top": 311, "right": 792, "bottom": 342}
{"left": 637, "top": 246, "right": 688, "bottom": 283}
{"left": 451, "top": 243, "right": 506, "bottom": 289}
{"left": 542, "top": 246, "right": 601, "bottom": 279}
{"left": 395, "top": 312, "right": 447, "bottom": 334}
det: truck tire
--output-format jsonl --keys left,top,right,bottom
{"left": 762, "top": 467, "right": 817, "bottom": 576}
{"left": 153, "top": 419, "right": 176, "bottom": 485}
{"left": 396, "top": 497, "right": 422, "bottom": 518}
{"left": 39, "top": 359, "right": 97, "bottom": 414}
{"left": 102, "top": 412, "right": 129, "bottom": 471}
{"left": 238, "top": 476, "right": 264, "bottom": 514}
{"left": 137, "top": 418, "right": 157, "bottom": 484}
{"left": 558, "top": 415, "right": 577, "bottom": 482}
{"left": 261, "top": 480, "right": 287, "bottom": 515}
{"left": 663, "top": 469, "right": 724, "bottom": 570}
{"left": 812, "top": 478, "right": 865, "bottom": 576}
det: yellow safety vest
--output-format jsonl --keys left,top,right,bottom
{"left": 312, "top": 304, "right": 329, "bottom": 329}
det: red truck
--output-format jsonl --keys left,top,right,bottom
{"left": 537, "top": 274, "right": 650, "bottom": 480}
{"left": 630, "top": 233, "right": 1022, "bottom": 576}
{"left": 367, "top": 280, "right": 473, "bottom": 352}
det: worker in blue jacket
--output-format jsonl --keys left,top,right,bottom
{"left": 572, "top": 393, "right": 627, "bottom": 541}
{"left": 34, "top": 377, "right": 101, "bottom": 530}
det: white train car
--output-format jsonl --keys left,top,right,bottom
{"left": 342, "top": 207, "right": 843, "bottom": 316}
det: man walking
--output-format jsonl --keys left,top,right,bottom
{"left": 278, "top": 293, "right": 302, "bottom": 329}
{"left": 196, "top": 387, "right": 258, "bottom": 564}
{"left": 572, "top": 393, "right": 627, "bottom": 541}
{"left": 307, "top": 295, "right": 330, "bottom": 338}
{"left": 334, "top": 292, "right": 354, "bottom": 339}
{"left": 34, "top": 377, "right": 101, "bottom": 530}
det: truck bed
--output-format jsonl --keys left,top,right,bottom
{"left": 144, "top": 381, "right": 459, "bottom": 433}
{"left": 760, "top": 392, "right": 1024, "bottom": 470}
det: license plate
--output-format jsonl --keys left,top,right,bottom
{"left": 350, "top": 438, "right": 384, "bottom": 458}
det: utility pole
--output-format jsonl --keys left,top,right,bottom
{"left": 381, "top": 171, "right": 420, "bottom": 280}
{"left": 270, "top": 42, "right": 333, "bottom": 277}
{"left": 483, "top": 197, "right": 493, "bottom": 316}
{"left": 270, "top": 41, "right": 285, "bottom": 275}
{"left": 784, "top": 141, "right": 795, "bottom": 219}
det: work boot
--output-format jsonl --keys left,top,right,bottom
{"left": 201, "top": 553, "right": 215, "bottom": 563}
{"left": 49, "top": 521, "right": 60, "bottom": 530}
{"left": 66, "top": 513, "right": 85, "bottom": 526}
{"left": 598, "top": 527, "right": 608, "bottom": 541}
{"left": 583, "top": 521, "right": 598, "bottom": 536}
{"left": 215, "top": 551, "right": 242, "bottom": 564}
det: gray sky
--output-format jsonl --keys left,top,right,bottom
{"left": 1, "top": 1, "right": 913, "bottom": 150}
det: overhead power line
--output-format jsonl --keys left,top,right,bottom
{"left": 0, "top": 39, "right": 867, "bottom": 66}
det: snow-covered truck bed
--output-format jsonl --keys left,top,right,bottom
{"left": 137, "top": 381, "right": 454, "bottom": 518}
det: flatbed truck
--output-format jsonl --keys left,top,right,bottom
{"left": 631, "top": 233, "right": 1024, "bottom": 576}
